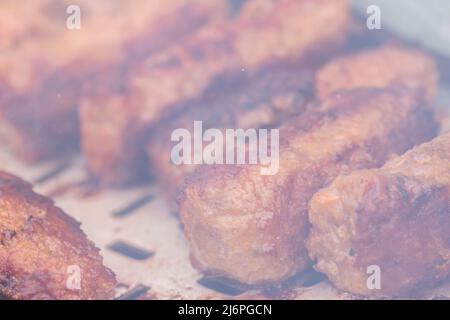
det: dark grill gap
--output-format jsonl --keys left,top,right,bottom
{"left": 112, "top": 194, "right": 154, "bottom": 217}
{"left": 33, "top": 161, "right": 72, "bottom": 184}
{"left": 197, "top": 276, "right": 247, "bottom": 296}
{"left": 116, "top": 284, "right": 150, "bottom": 300}
{"left": 108, "top": 240, "right": 154, "bottom": 260}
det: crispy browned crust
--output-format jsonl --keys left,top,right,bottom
{"left": 308, "top": 132, "right": 450, "bottom": 298}
{"left": 0, "top": 0, "right": 226, "bottom": 163}
{"left": 80, "top": 0, "right": 350, "bottom": 186}
{"left": 147, "top": 67, "right": 315, "bottom": 202}
{"left": 315, "top": 45, "right": 438, "bottom": 103}
{"left": 178, "top": 88, "right": 438, "bottom": 285}
{"left": 0, "top": 171, "right": 117, "bottom": 300}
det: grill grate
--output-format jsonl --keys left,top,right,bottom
{"left": 116, "top": 284, "right": 151, "bottom": 300}
{"left": 112, "top": 194, "right": 155, "bottom": 218}
{"left": 108, "top": 240, "right": 154, "bottom": 261}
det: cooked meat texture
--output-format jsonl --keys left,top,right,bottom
{"left": 148, "top": 67, "right": 314, "bottom": 202}
{"left": 0, "top": 1, "right": 58, "bottom": 49}
{"left": 150, "top": 44, "right": 439, "bottom": 202}
{"left": 80, "top": 0, "right": 350, "bottom": 186}
{"left": 0, "top": 172, "right": 116, "bottom": 300}
{"left": 308, "top": 132, "right": 450, "bottom": 298}
{"left": 1, "top": 0, "right": 227, "bottom": 93}
{"left": 315, "top": 45, "right": 438, "bottom": 103}
{"left": 0, "top": 0, "right": 226, "bottom": 163}
{"left": 179, "top": 89, "right": 438, "bottom": 285}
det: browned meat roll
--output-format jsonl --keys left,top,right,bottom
{"left": 179, "top": 88, "right": 437, "bottom": 285}
{"left": 0, "top": 0, "right": 226, "bottom": 162}
{"left": 80, "top": 0, "right": 350, "bottom": 186}
{"left": 308, "top": 132, "right": 450, "bottom": 298}
{"left": 0, "top": 172, "right": 116, "bottom": 299}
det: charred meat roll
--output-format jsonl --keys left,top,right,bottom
{"left": 179, "top": 88, "right": 437, "bottom": 285}
{"left": 0, "top": 0, "right": 226, "bottom": 162}
{"left": 80, "top": 0, "right": 350, "bottom": 186}
{"left": 0, "top": 171, "right": 116, "bottom": 299}
{"left": 315, "top": 45, "right": 438, "bottom": 102}
{"left": 308, "top": 132, "right": 450, "bottom": 298}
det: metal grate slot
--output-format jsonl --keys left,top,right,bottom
{"left": 197, "top": 276, "right": 247, "bottom": 296}
{"left": 108, "top": 240, "right": 154, "bottom": 260}
{"left": 33, "top": 161, "right": 72, "bottom": 184}
{"left": 112, "top": 194, "right": 154, "bottom": 217}
{"left": 116, "top": 284, "right": 150, "bottom": 300}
